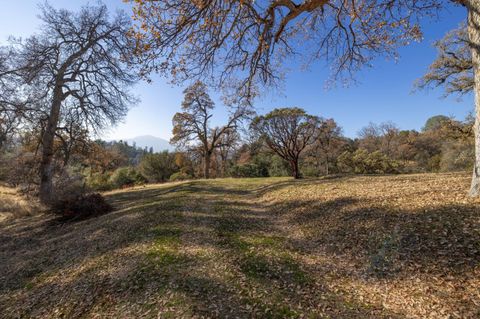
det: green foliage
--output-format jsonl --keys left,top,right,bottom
{"left": 110, "top": 167, "right": 146, "bottom": 188}
{"left": 169, "top": 171, "right": 192, "bottom": 182}
{"left": 267, "top": 155, "right": 290, "bottom": 177}
{"left": 251, "top": 107, "right": 318, "bottom": 179}
{"left": 140, "top": 151, "right": 178, "bottom": 183}
{"left": 229, "top": 164, "right": 268, "bottom": 178}
{"left": 86, "top": 172, "right": 113, "bottom": 191}
{"left": 337, "top": 149, "right": 401, "bottom": 174}
{"left": 423, "top": 115, "right": 450, "bottom": 132}
{"left": 229, "top": 161, "right": 269, "bottom": 178}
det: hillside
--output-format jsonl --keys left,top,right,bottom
{"left": 1, "top": 174, "right": 479, "bottom": 318}
{"left": 124, "top": 135, "right": 174, "bottom": 152}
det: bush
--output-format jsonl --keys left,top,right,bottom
{"left": 52, "top": 168, "right": 87, "bottom": 201}
{"left": 51, "top": 193, "right": 113, "bottom": 220}
{"left": 139, "top": 152, "right": 178, "bottom": 183}
{"left": 337, "top": 149, "right": 400, "bottom": 174}
{"left": 228, "top": 153, "right": 273, "bottom": 178}
{"left": 109, "top": 167, "right": 146, "bottom": 188}
{"left": 440, "top": 140, "right": 474, "bottom": 172}
{"left": 267, "top": 155, "right": 290, "bottom": 177}
{"left": 229, "top": 163, "right": 269, "bottom": 178}
{"left": 86, "top": 172, "right": 113, "bottom": 191}
{"left": 169, "top": 171, "right": 192, "bottom": 182}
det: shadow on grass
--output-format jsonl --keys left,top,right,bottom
{"left": 1, "top": 177, "right": 478, "bottom": 318}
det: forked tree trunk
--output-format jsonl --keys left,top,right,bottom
{"left": 467, "top": 2, "right": 480, "bottom": 196}
{"left": 39, "top": 89, "right": 63, "bottom": 204}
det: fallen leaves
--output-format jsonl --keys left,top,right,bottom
{"left": 0, "top": 173, "right": 478, "bottom": 318}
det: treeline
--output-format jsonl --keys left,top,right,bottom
{"left": 0, "top": 110, "right": 473, "bottom": 195}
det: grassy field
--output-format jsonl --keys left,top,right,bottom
{"left": 1, "top": 173, "right": 479, "bottom": 318}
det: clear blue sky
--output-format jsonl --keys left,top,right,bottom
{"left": 0, "top": 1, "right": 472, "bottom": 140}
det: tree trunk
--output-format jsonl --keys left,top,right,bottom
{"left": 467, "top": 2, "right": 480, "bottom": 196}
{"left": 221, "top": 156, "right": 227, "bottom": 177}
{"left": 291, "top": 159, "right": 300, "bottom": 179}
{"left": 325, "top": 154, "right": 329, "bottom": 175}
{"left": 204, "top": 151, "right": 211, "bottom": 179}
{"left": 38, "top": 90, "right": 62, "bottom": 204}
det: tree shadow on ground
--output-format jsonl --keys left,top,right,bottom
{"left": 1, "top": 177, "right": 478, "bottom": 318}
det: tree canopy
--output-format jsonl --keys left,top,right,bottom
{"left": 1, "top": 3, "right": 139, "bottom": 203}
{"left": 417, "top": 24, "right": 473, "bottom": 96}
{"left": 251, "top": 107, "right": 318, "bottom": 178}
{"left": 129, "top": 0, "right": 443, "bottom": 99}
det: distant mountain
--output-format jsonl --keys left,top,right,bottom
{"left": 123, "top": 135, "right": 174, "bottom": 152}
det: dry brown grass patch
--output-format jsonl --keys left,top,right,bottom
{"left": 0, "top": 185, "right": 43, "bottom": 220}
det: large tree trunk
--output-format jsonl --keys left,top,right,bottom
{"left": 291, "top": 159, "right": 301, "bottom": 179}
{"left": 38, "top": 90, "right": 62, "bottom": 204}
{"left": 467, "top": 2, "right": 480, "bottom": 196}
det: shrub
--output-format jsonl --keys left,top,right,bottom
{"left": 229, "top": 163, "right": 269, "bottom": 178}
{"left": 110, "top": 167, "right": 146, "bottom": 188}
{"left": 86, "top": 172, "right": 113, "bottom": 191}
{"left": 267, "top": 155, "right": 290, "bottom": 177}
{"left": 51, "top": 193, "right": 113, "bottom": 220}
{"left": 139, "top": 152, "right": 178, "bottom": 183}
{"left": 169, "top": 171, "right": 192, "bottom": 182}
{"left": 52, "top": 168, "right": 88, "bottom": 201}
{"left": 337, "top": 149, "right": 400, "bottom": 174}
{"left": 440, "top": 141, "right": 474, "bottom": 172}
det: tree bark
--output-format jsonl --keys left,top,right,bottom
{"left": 291, "top": 159, "right": 301, "bottom": 179}
{"left": 467, "top": 2, "right": 480, "bottom": 196}
{"left": 204, "top": 151, "right": 211, "bottom": 179}
{"left": 38, "top": 88, "right": 62, "bottom": 204}
{"left": 325, "top": 154, "right": 329, "bottom": 175}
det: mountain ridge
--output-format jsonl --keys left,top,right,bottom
{"left": 119, "top": 135, "right": 174, "bottom": 152}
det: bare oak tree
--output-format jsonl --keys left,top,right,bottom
{"left": 251, "top": 107, "right": 318, "bottom": 179}
{"left": 171, "top": 81, "right": 247, "bottom": 178}
{"left": 417, "top": 24, "right": 473, "bottom": 96}
{"left": 0, "top": 47, "right": 25, "bottom": 150}
{"left": 129, "top": 0, "right": 440, "bottom": 95}
{"left": 128, "top": 0, "right": 480, "bottom": 195}
{"left": 6, "top": 4, "right": 139, "bottom": 203}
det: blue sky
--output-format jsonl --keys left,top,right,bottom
{"left": 0, "top": 1, "right": 472, "bottom": 140}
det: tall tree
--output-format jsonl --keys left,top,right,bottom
{"left": 216, "top": 128, "right": 240, "bottom": 177}
{"left": 313, "top": 118, "right": 343, "bottom": 175}
{"left": 0, "top": 47, "right": 24, "bottom": 150}
{"left": 171, "top": 81, "right": 247, "bottom": 178}
{"left": 251, "top": 108, "right": 318, "bottom": 179}
{"left": 5, "top": 4, "right": 138, "bottom": 203}
{"left": 417, "top": 1, "right": 480, "bottom": 194}
{"left": 128, "top": 0, "right": 480, "bottom": 195}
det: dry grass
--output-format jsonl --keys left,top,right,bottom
{"left": 0, "top": 185, "right": 43, "bottom": 221}
{"left": 0, "top": 173, "right": 479, "bottom": 318}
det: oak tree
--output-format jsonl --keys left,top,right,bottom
{"left": 171, "top": 81, "right": 247, "bottom": 178}
{"left": 129, "top": 0, "right": 480, "bottom": 194}
{"left": 251, "top": 107, "right": 318, "bottom": 179}
{"left": 417, "top": 24, "right": 473, "bottom": 96}
{"left": 5, "top": 4, "right": 139, "bottom": 203}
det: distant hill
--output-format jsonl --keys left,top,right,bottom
{"left": 123, "top": 135, "right": 174, "bottom": 152}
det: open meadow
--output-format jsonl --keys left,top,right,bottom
{"left": 1, "top": 173, "right": 479, "bottom": 318}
